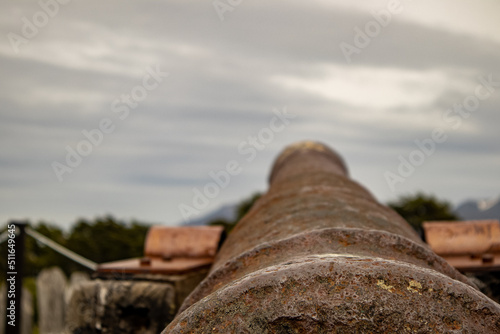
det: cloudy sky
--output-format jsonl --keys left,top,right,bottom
{"left": 1, "top": 0, "right": 499, "bottom": 229}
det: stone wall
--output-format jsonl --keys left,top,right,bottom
{"left": 66, "top": 270, "right": 208, "bottom": 333}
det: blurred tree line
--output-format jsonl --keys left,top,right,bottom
{"left": 0, "top": 216, "right": 150, "bottom": 280}
{"left": 388, "top": 192, "right": 458, "bottom": 238}
{"left": 0, "top": 192, "right": 457, "bottom": 282}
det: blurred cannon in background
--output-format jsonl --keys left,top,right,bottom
{"left": 67, "top": 226, "right": 224, "bottom": 334}
{"left": 164, "top": 141, "right": 500, "bottom": 333}
{"left": 424, "top": 219, "right": 500, "bottom": 272}
{"left": 424, "top": 219, "right": 500, "bottom": 304}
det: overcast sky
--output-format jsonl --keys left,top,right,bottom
{"left": 1, "top": 0, "right": 499, "bottom": 229}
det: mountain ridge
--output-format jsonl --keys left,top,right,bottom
{"left": 181, "top": 203, "right": 238, "bottom": 226}
{"left": 455, "top": 196, "right": 500, "bottom": 221}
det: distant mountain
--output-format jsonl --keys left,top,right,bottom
{"left": 181, "top": 203, "right": 238, "bottom": 226}
{"left": 455, "top": 196, "right": 500, "bottom": 221}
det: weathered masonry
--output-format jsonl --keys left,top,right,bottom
{"left": 67, "top": 226, "right": 224, "bottom": 333}
{"left": 164, "top": 141, "right": 500, "bottom": 333}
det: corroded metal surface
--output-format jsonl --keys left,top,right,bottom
{"left": 164, "top": 141, "right": 500, "bottom": 333}
{"left": 424, "top": 220, "right": 500, "bottom": 272}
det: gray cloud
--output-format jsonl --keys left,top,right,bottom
{"left": 0, "top": 0, "right": 499, "bottom": 228}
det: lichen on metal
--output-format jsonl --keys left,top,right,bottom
{"left": 163, "top": 141, "right": 500, "bottom": 333}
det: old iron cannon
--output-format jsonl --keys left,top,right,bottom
{"left": 164, "top": 141, "right": 500, "bottom": 333}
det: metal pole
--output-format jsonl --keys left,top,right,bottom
{"left": 5, "top": 221, "right": 27, "bottom": 334}
{"left": 164, "top": 141, "right": 500, "bottom": 333}
{"left": 25, "top": 227, "right": 97, "bottom": 271}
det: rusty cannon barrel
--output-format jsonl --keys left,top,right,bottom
{"left": 164, "top": 141, "right": 500, "bottom": 333}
